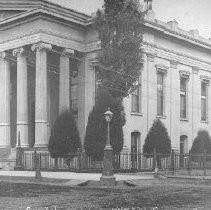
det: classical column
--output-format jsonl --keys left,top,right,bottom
{"left": 13, "top": 47, "right": 29, "bottom": 147}
{"left": 0, "top": 52, "right": 11, "bottom": 148}
{"left": 59, "top": 49, "right": 74, "bottom": 113}
{"left": 31, "top": 42, "right": 52, "bottom": 148}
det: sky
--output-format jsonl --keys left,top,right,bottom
{"left": 49, "top": 0, "right": 211, "bottom": 39}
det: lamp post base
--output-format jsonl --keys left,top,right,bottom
{"left": 100, "top": 145, "right": 116, "bottom": 186}
{"left": 100, "top": 175, "right": 116, "bottom": 186}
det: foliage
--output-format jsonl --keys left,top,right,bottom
{"left": 94, "top": 0, "right": 143, "bottom": 97}
{"left": 191, "top": 130, "right": 211, "bottom": 162}
{"left": 143, "top": 119, "right": 171, "bottom": 155}
{"left": 84, "top": 89, "right": 125, "bottom": 160}
{"left": 48, "top": 110, "right": 81, "bottom": 158}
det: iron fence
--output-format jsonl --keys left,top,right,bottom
{"left": 21, "top": 150, "right": 211, "bottom": 174}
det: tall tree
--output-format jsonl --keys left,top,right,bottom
{"left": 94, "top": 0, "right": 143, "bottom": 97}
{"left": 84, "top": 89, "right": 125, "bottom": 160}
{"left": 48, "top": 110, "right": 81, "bottom": 159}
{"left": 143, "top": 119, "right": 171, "bottom": 167}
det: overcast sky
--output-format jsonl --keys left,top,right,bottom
{"left": 49, "top": 0, "right": 211, "bottom": 39}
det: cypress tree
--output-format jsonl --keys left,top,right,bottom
{"left": 94, "top": 0, "right": 143, "bottom": 97}
{"left": 191, "top": 130, "right": 211, "bottom": 162}
{"left": 84, "top": 89, "right": 125, "bottom": 160}
{"left": 48, "top": 110, "right": 81, "bottom": 159}
{"left": 143, "top": 119, "right": 171, "bottom": 155}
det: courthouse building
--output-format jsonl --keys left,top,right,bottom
{"left": 0, "top": 0, "right": 211, "bottom": 168}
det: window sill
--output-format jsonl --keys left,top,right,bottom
{"left": 156, "top": 115, "right": 167, "bottom": 119}
{"left": 201, "top": 120, "right": 209, "bottom": 124}
{"left": 130, "top": 112, "right": 143, "bottom": 116}
{"left": 180, "top": 118, "right": 189, "bottom": 122}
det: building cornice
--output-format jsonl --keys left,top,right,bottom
{"left": 144, "top": 18, "right": 211, "bottom": 52}
{"left": 1, "top": 2, "right": 211, "bottom": 52}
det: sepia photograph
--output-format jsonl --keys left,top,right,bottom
{"left": 0, "top": 0, "right": 211, "bottom": 209}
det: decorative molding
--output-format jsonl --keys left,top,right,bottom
{"left": 179, "top": 70, "right": 191, "bottom": 78}
{"left": 0, "top": 29, "right": 100, "bottom": 53}
{"left": 12, "top": 47, "right": 25, "bottom": 56}
{"left": 31, "top": 42, "right": 52, "bottom": 52}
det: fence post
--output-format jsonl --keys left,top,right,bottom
{"left": 15, "top": 131, "right": 24, "bottom": 170}
{"left": 34, "top": 149, "right": 42, "bottom": 181}
{"left": 76, "top": 148, "right": 81, "bottom": 172}
{"left": 188, "top": 150, "right": 192, "bottom": 176}
{"left": 203, "top": 150, "right": 207, "bottom": 176}
{"left": 153, "top": 148, "right": 157, "bottom": 169}
{"left": 153, "top": 148, "right": 159, "bottom": 177}
{"left": 171, "top": 149, "right": 175, "bottom": 175}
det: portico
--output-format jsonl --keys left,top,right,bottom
{"left": 0, "top": 43, "right": 73, "bottom": 149}
{"left": 0, "top": 0, "right": 99, "bottom": 152}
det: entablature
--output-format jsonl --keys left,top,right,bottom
{"left": 142, "top": 42, "right": 211, "bottom": 73}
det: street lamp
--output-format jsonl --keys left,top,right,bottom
{"left": 104, "top": 108, "right": 113, "bottom": 147}
{"left": 100, "top": 107, "right": 116, "bottom": 186}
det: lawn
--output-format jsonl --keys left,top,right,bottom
{"left": 0, "top": 179, "right": 210, "bottom": 210}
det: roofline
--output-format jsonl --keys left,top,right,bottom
{"left": 1, "top": 2, "right": 211, "bottom": 51}
{"left": 0, "top": 8, "right": 92, "bottom": 27}
{"left": 0, "top": 0, "right": 92, "bottom": 24}
{"left": 143, "top": 18, "right": 211, "bottom": 52}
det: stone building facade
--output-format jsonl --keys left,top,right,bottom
{"left": 0, "top": 0, "right": 211, "bottom": 166}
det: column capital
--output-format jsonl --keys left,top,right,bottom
{"left": 12, "top": 47, "right": 25, "bottom": 57}
{"left": 61, "top": 48, "right": 74, "bottom": 57}
{"left": 0, "top": 51, "right": 9, "bottom": 60}
{"left": 31, "top": 42, "right": 52, "bottom": 52}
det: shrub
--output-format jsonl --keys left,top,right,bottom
{"left": 143, "top": 119, "right": 171, "bottom": 167}
{"left": 48, "top": 110, "right": 81, "bottom": 159}
{"left": 191, "top": 130, "right": 211, "bottom": 162}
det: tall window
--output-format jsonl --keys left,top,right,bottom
{"left": 131, "top": 74, "right": 142, "bottom": 113}
{"left": 201, "top": 81, "right": 208, "bottom": 121}
{"left": 180, "top": 77, "right": 188, "bottom": 119}
{"left": 131, "top": 87, "right": 139, "bottom": 112}
{"left": 157, "top": 72, "right": 164, "bottom": 116}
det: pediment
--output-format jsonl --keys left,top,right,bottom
{"left": 0, "top": 0, "right": 36, "bottom": 21}
{"left": 0, "top": 0, "right": 91, "bottom": 25}
{"left": 0, "top": 11, "right": 26, "bottom": 21}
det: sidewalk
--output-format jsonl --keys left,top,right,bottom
{"left": 0, "top": 170, "right": 154, "bottom": 187}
